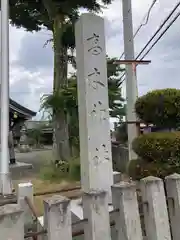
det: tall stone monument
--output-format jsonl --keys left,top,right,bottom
{"left": 75, "top": 13, "right": 113, "bottom": 200}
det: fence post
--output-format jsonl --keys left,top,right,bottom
{"left": 43, "top": 195, "right": 72, "bottom": 240}
{"left": 165, "top": 173, "right": 180, "bottom": 240}
{"left": 0, "top": 204, "right": 24, "bottom": 240}
{"left": 18, "top": 182, "right": 34, "bottom": 229}
{"left": 111, "top": 182, "right": 143, "bottom": 240}
{"left": 83, "top": 190, "right": 111, "bottom": 240}
{"left": 140, "top": 176, "right": 171, "bottom": 240}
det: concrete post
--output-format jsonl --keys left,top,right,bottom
{"left": 140, "top": 176, "right": 171, "bottom": 240}
{"left": 75, "top": 13, "right": 113, "bottom": 202}
{"left": 122, "top": 0, "right": 138, "bottom": 160}
{"left": 83, "top": 190, "right": 111, "bottom": 240}
{"left": 165, "top": 173, "right": 180, "bottom": 240}
{"left": 44, "top": 195, "right": 72, "bottom": 240}
{"left": 0, "top": 204, "right": 24, "bottom": 240}
{"left": 18, "top": 182, "right": 34, "bottom": 228}
{"left": 112, "top": 182, "right": 143, "bottom": 240}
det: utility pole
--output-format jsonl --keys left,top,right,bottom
{"left": 121, "top": 0, "right": 139, "bottom": 160}
{"left": 0, "top": 0, "right": 12, "bottom": 194}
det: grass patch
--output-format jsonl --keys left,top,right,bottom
{"left": 39, "top": 162, "right": 67, "bottom": 182}
{"left": 39, "top": 157, "right": 80, "bottom": 182}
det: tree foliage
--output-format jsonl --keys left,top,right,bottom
{"left": 128, "top": 158, "right": 180, "bottom": 180}
{"left": 9, "top": 0, "right": 114, "bottom": 161}
{"left": 135, "top": 88, "right": 180, "bottom": 128}
{"left": 41, "top": 57, "right": 125, "bottom": 151}
{"left": 41, "top": 57, "right": 125, "bottom": 117}
{"left": 107, "top": 57, "right": 125, "bottom": 120}
{"left": 130, "top": 88, "right": 180, "bottom": 179}
{"left": 132, "top": 131, "right": 180, "bottom": 163}
{"left": 9, "top": 0, "right": 112, "bottom": 32}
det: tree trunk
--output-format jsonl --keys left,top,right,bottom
{"left": 52, "top": 15, "right": 70, "bottom": 162}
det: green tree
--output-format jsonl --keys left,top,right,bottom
{"left": 9, "top": 0, "right": 113, "bottom": 162}
{"left": 41, "top": 57, "right": 125, "bottom": 154}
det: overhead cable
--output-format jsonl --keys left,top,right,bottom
{"left": 120, "top": 1, "right": 180, "bottom": 82}
{"left": 140, "top": 10, "right": 180, "bottom": 60}
{"left": 136, "top": 0, "right": 180, "bottom": 59}
{"left": 119, "top": 0, "right": 157, "bottom": 59}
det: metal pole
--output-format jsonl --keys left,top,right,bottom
{"left": 122, "top": 0, "right": 138, "bottom": 160}
{"left": 0, "top": 0, "right": 12, "bottom": 194}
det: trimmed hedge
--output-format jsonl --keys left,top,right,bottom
{"left": 128, "top": 158, "right": 180, "bottom": 180}
{"left": 132, "top": 132, "right": 180, "bottom": 163}
{"left": 135, "top": 88, "right": 180, "bottom": 128}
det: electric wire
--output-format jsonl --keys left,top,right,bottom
{"left": 136, "top": 0, "right": 180, "bottom": 59}
{"left": 119, "top": 0, "right": 157, "bottom": 60}
{"left": 120, "top": 1, "right": 180, "bottom": 83}
{"left": 139, "top": 11, "right": 180, "bottom": 60}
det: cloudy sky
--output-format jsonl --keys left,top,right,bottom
{"left": 6, "top": 0, "right": 180, "bottom": 119}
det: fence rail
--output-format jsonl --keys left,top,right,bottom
{"left": 0, "top": 173, "right": 180, "bottom": 240}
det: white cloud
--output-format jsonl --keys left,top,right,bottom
{"left": 6, "top": 0, "right": 180, "bottom": 119}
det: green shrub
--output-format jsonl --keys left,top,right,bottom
{"left": 128, "top": 158, "right": 180, "bottom": 180}
{"left": 135, "top": 88, "right": 180, "bottom": 128}
{"left": 132, "top": 132, "right": 180, "bottom": 163}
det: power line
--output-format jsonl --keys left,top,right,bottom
{"left": 140, "top": 11, "right": 180, "bottom": 60}
{"left": 119, "top": 0, "right": 157, "bottom": 59}
{"left": 120, "top": 1, "right": 180, "bottom": 83}
{"left": 136, "top": 0, "right": 180, "bottom": 59}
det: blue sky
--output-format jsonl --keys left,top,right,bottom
{"left": 5, "top": 0, "right": 180, "bottom": 122}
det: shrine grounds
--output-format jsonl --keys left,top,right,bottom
{"left": 11, "top": 149, "right": 81, "bottom": 216}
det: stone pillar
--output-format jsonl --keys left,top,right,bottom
{"left": 18, "top": 182, "right": 34, "bottom": 228}
{"left": 83, "top": 190, "right": 111, "bottom": 240}
{"left": 44, "top": 195, "right": 72, "bottom": 240}
{"left": 75, "top": 13, "right": 113, "bottom": 201}
{"left": 0, "top": 204, "right": 24, "bottom": 240}
{"left": 112, "top": 182, "right": 143, "bottom": 240}
{"left": 140, "top": 176, "right": 171, "bottom": 240}
{"left": 165, "top": 173, "right": 180, "bottom": 240}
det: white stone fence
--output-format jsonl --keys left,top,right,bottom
{"left": 1, "top": 174, "right": 180, "bottom": 240}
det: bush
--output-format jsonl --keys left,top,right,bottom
{"left": 132, "top": 132, "right": 180, "bottom": 163}
{"left": 135, "top": 89, "right": 180, "bottom": 128}
{"left": 128, "top": 158, "right": 180, "bottom": 180}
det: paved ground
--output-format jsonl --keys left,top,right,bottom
{"left": 11, "top": 149, "right": 53, "bottom": 180}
